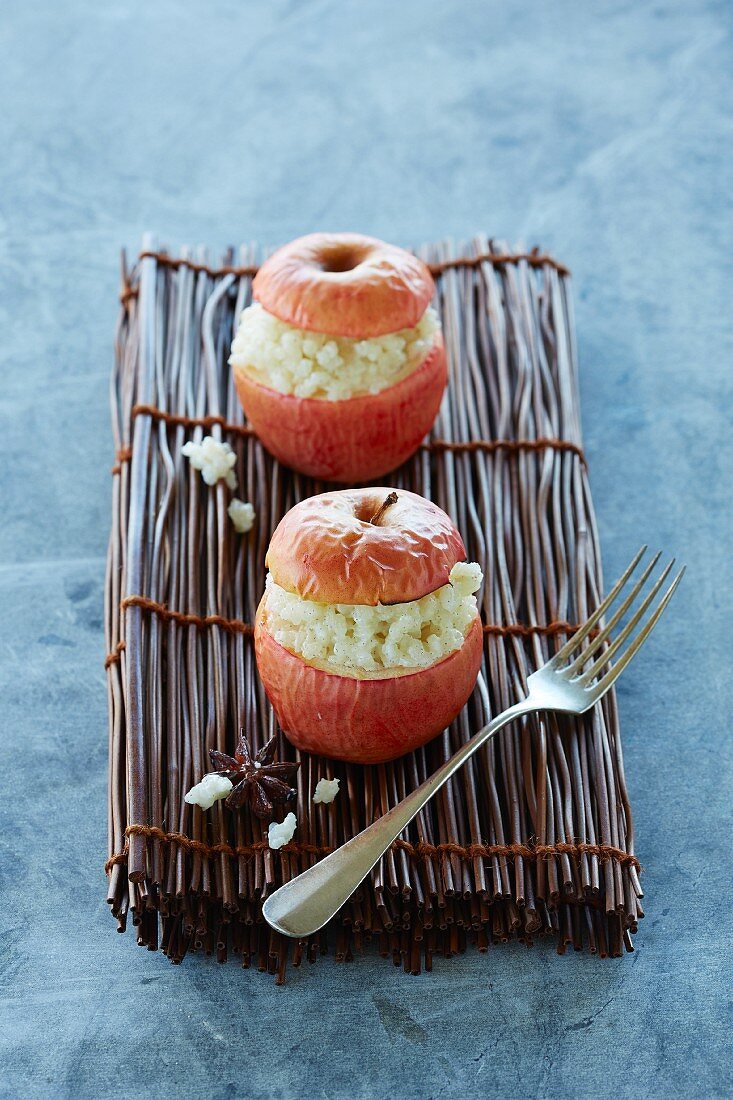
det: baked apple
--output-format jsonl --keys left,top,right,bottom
{"left": 254, "top": 488, "right": 483, "bottom": 764}
{"left": 229, "top": 233, "right": 447, "bottom": 482}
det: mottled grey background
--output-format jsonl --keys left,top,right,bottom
{"left": 1, "top": 2, "right": 731, "bottom": 1098}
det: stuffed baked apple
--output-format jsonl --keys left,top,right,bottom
{"left": 229, "top": 233, "right": 447, "bottom": 482}
{"left": 254, "top": 488, "right": 483, "bottom": 764}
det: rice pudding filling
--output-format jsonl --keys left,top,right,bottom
{"left": 229, "top": 303, "right": 440, "bottom": 401}
{"left": 262, "top": 561, "right": 483, "bottom": 679}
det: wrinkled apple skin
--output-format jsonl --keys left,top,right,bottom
{"left": 252, "top": 232, "right": 435, "bottom": 338}
{"left": 233, "top": 335, "right": 447, "bottom": 483}
{"left": 266, "top": 485, "right": 466, "bottom": 606}
{"left": 254, "top": 606, "right": 483, "bottom": 764}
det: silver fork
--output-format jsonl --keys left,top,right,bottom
{"left": 263, "top": 547, "right": 683, "bottom": 939}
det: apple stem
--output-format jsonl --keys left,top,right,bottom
{"left": 368, "top": 492, "right": 398, "bottom": 525}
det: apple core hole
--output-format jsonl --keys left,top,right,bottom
{"left": 319, "top": 246, "right": 366, "bottom": 273}
{"left": 354, "top": 499, "right": 378, "bottom": 522}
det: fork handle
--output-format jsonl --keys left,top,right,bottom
{"left": 262, "top": 700, "right": 532, "bottom": 938}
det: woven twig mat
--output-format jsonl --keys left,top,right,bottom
{"left": 104, "top": 235, "right": 642, "bottom": 981}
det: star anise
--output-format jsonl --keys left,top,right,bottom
{"left": 209, "top": 730, "right": 300, "bottom": 819}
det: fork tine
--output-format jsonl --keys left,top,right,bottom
{"left": 563, "top": 551, "right": 662, "bottom": 677}
{"left": 589, "top": 567, "right": 685, "bottom": 697}
{"left": 577, "top": 558, "right": 676, "bottom": 683}
{"left": 553, "top": 546, "right": 647, "bottom": 664}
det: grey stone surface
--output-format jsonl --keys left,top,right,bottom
{"left": 1, "top": 2, "right": 731, "bottom": 1097}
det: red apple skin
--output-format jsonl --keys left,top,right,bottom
{"left": 253, "top": 232, "right": 435, "bottom": 338}
{"left": 254, "top": 607, "right": 483, "bottom": 764}
{"left": 233, "top": 335, "right": 447, "bottom": 483}
{"left": 266, "top": 485, "right": 466, "bottom": 606}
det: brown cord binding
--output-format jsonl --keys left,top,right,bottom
{"left": 120, "top": 595, "right": 254, "bottom": 637}
{"left": 104, "top": 641, "right": 126, "bottom": 669}
{"left": 105, "top": 823, "right": 639, "bottom": 875}
{"left": 131, "top": 404, "right": 256, "bottom": 439}
{"left": 129, "top": 403, "right": 586, "bottom": 466}
{"left": 428, "top": 437, "right": 586, "bottom": 466}
{"left": 139, "top": 251, "right": 259, "bottom": 279}
{"left": 137, "top": 247, "right": 570, "bottom": 280}
{"left": 117, "top": 593, "right": 586, "bottom": 643}
{"left": 429, "top": 247, "right": 570, "bottom": 278}
{"left": 484, "top": 620, "right": 588, "bottom": 639}
{"left": 110, "top": 446, "right": 133, "bottom": 475}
